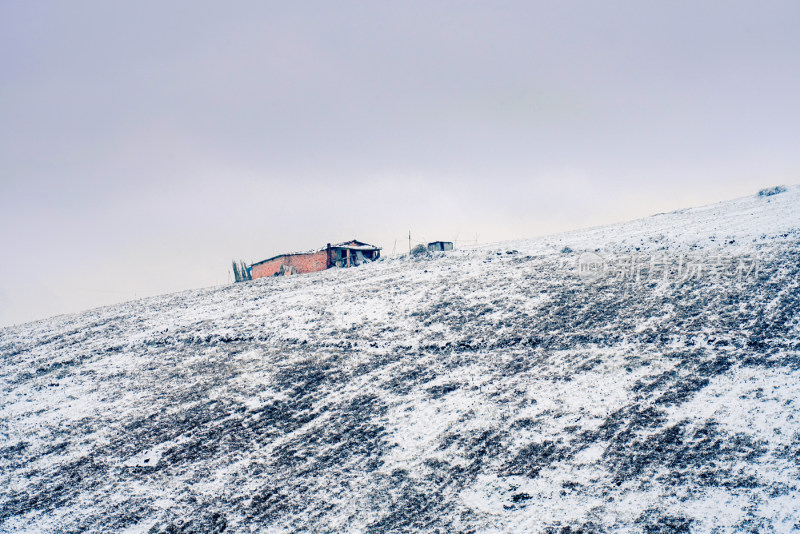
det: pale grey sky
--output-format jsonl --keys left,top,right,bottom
{"left": 1, "top": 1, "right": 798, "bottom": 326}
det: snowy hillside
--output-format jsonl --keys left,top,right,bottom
{"left": 2, "top": 186, "right": 800, "bottom": 533}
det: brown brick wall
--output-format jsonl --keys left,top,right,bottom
{"left": 251, "top": 250, "right": 330, "bottom": 279}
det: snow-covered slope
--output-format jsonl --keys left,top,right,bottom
{"left": 2, "top": 186, "right": 799, "bottom": 533}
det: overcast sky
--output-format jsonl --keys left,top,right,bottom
{"left": 1, "top": 1, "right": 798, "bottom": 327}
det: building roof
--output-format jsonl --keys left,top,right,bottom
{"left": 330, "top": 239, "right": 381, "bottom": 250}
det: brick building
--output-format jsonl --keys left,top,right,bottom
{"left": 248, "top": 240, "right": 381, "bottom": 280}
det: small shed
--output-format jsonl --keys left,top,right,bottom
{"left": 329, "top": 240, "right": 381, "bottom": 268}
{"left": 427, "top": 241, "right": 454, "bottom": 252}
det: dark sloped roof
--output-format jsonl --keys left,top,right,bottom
{"left": 330, "top": 239, "right": 381, "bottom": 250}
